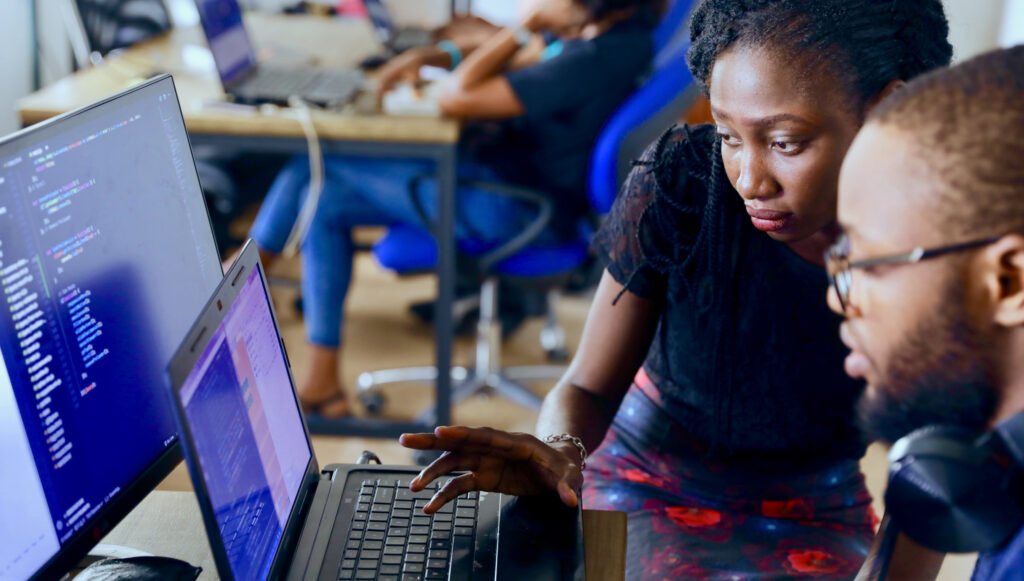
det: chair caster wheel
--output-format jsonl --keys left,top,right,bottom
{"left": 359, "top": 391, "right": 386, "bottom": 416}
{"left": 413, "top": 449, "right": 443, "bottom": 466}
{"left": 546, "top": 347, "right": 569, "bottom": 363}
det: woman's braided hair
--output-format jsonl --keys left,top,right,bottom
{"left": 635, "top": 0, "right": 952, "bottom": 452}
{"left": 687, "top": 0, "right": 952, "bottom": 107}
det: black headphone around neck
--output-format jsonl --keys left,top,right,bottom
{"left": 884, "top": 410, "right": 1024, "bottom": 553}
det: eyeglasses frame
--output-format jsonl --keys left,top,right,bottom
{"left": 825, "top": 234, "right": 1004, "bottom": 313}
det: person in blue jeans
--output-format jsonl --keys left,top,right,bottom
{"left": 249, "top": 0, "right": 659, "bottom": 416}
{"left": 831, "top": 45, "right": 1024, "bottom": 579}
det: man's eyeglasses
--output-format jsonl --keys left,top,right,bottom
{"left": 824, "top": 234, "right": 1002, "bottom": 313}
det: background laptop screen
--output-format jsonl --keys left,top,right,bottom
{"left": 0, "top": 77, "right": 221, "bottom": 579}
{"left": 179, "top": 268, "right": 311, "bottom": 581}
{"left": 195, "top": 0, "right": 257, "bottom": 86}
{"left": 363, "top": 0, "right": 396, "bottom": 41}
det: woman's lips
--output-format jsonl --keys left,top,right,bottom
{"left": 745, "top": 207, "right": 793, "bottom": 232}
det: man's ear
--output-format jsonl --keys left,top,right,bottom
{"left": 980, "top": 234, "right": 1024, "bottom": 328}
{"left": 865, "top": 79, "right": 906, "bottom": 116}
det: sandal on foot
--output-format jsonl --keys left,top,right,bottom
{"left": 300, "top": 393, "right": 351, "bottom": 419}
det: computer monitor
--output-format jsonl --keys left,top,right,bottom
{"left": 0, "top": 75, "right": 221, "bottom": 580}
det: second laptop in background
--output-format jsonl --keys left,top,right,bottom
{"left": 363, "top": 0, "right": 434, "bottom": 54}
{"left": 194, "top": 0, "right": 365, "bottom": 107}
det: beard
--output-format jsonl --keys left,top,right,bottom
{"left": 857, "top": 279, "right": 999, "bottom": 444}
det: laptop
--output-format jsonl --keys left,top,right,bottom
{"left": 194, "top": 0, "right": 364, "bottom": 107}
{"left": 363, "top": 0, "right": 434, "bottom": 54}
{"left": 166, "top": 241, "right": 586, "bottom": 581}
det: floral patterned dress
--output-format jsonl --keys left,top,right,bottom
{"left": 583, "top": 370, "right": 876, "bottom": 580}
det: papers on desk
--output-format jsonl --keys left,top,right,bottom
{"left": 381, "top": 67, "right": 449, "bottom": 117}
{"left": 181, "top": 44, "right": 216, "bottom": 76}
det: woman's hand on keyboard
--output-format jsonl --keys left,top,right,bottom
{"left": 399, "top": 425, "right": 584, "bottom": 512}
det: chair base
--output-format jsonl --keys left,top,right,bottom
{"left": 356, "top": 277, "right": 568, "bottom": 419}
{"left": 356, "top": 365, "right": 566, "bottom": 421}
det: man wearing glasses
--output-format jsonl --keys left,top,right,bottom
{"left": 827, "top": 45, "right": 1024, "bottom": 579}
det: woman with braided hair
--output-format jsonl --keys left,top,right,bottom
{"left": 400, "top": 0, "right": 953, "bottom": 577}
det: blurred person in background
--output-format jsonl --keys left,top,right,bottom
{"left": 246, "top": 0, "right": 663, "bottom": 417}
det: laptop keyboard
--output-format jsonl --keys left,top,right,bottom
{"left": 244, "top": 68, "right": 364, "bottom": 105}
{"left": 338, "top": 477, "right": 479, "bottom": 581}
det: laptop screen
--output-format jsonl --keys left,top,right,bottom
{"left": 362, "top": 0, "right": 396, "bottom": 43}
{"left": 194, "top": 0, "right": 257, "bottom": 86}
{"left": 178, "top": 267, "right": 311, "bottom": 581}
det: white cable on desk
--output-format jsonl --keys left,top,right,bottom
{"left": 281, "top": 96, "right": 325, "bottom": 258}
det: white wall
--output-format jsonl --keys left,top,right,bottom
{"left": 0, "top": 0, "right": 71, "bottom": 136}
{"left": 473, "top": 0, "right": 520, "bottom": 26}
{"left": 38, "top": 0, "right": 73, "bottom": 85}
{"left": 942, "top": 0, "right": 1007, "bottom": 62}
{"left": 1003, "top": 0, "right": 1024, "bottom": 46}
{"left": 0, "top": 2, "right": 33, "bottom": 135}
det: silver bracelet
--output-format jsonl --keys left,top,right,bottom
{"left": 543, "top": 433, "right": 588, "bottom": 469}
{"left": 513, "top": 26, "right": 533, "bottom": 48}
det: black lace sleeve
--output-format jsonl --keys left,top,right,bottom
{"left": 592, "top": 124, "right": 716, "bottom": 300}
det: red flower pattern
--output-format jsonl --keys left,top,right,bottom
{"left": 762, "top": 498, "right": 816, "bottom": 520}
{"left": 784, "top": 549, "right": 845, "bottom": 576}
{"left": 622, "top": 468, "right": 669, "bottom": 489}
{"left": 643, "top": 502, "right": 734, "bottom": 544}
{"left": 666, "top": 506, "right": 722, "bottom": 528}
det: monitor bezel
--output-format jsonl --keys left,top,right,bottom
{"left": 1, "top": 74, "right": 223, "bottom": 581}
{"left": 166, "top": 240, "right": 321, "bottom": 581}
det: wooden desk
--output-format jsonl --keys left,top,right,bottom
{"left": 17, "top": 14, "right": 458, "bottom": 145}
{"left": 93, "top": 491, "right": 627, "bottom": 581}
{"left": 17, "top": 13, "right": 460, "bottom": 438}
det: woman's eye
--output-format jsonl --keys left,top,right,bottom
{"left": 718, "top": 132, "right": 739, "bottom": 146}
{"left": 771, "top": 139, "right": 803, "bottom": 153}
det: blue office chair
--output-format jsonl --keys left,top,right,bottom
{"left": 356, "top": 4, "right": 699, "bottom": 415}
{"left": 654, "top": 0, "right": 693, "bottom": 57}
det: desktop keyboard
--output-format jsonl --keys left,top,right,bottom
{"left": 337, "top": 477, "right": 479, "bottom": 581}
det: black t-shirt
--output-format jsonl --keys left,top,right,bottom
{"left": 464, "top": 13, "right": 654, "bottom": 223}
{"left": 593, "top": 124, "right": 867, "bottom": 465}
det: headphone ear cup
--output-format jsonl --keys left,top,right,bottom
{"left": 885, "top": 425, "right": 1024, "bottom": 553}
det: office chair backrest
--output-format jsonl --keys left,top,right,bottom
{"left": 653, "top": 0, "right": 693, "bottom": 56}
{"left": 588, "top": 0, "right": 698, "bottom": 214}
{"left": 67, "top": 0, "right": 172, "bottom": 64}
{"left": 588, "top": 41, "right": 698, "bottom": 214}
